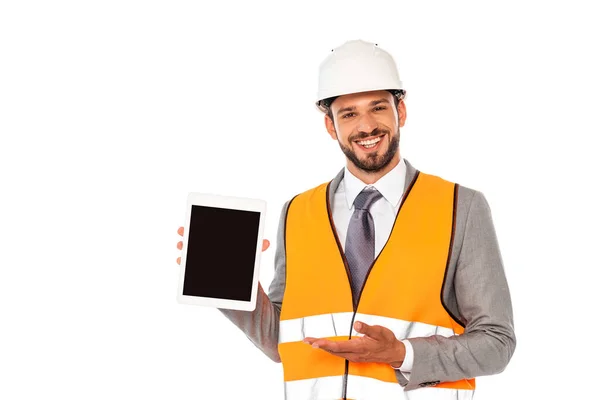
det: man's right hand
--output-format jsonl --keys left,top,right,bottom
{"left": 176, "top": 226, "right": 271, "bottom": 265}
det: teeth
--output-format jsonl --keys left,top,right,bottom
{"left": 357, "top": 136, "right": 382, "bottom": 146}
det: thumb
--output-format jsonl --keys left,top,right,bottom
{"left": 262, "top": 239, "right": 270, "bottom": 252}
{"left": 354, "top": 321, "right": 383, "bottom": 338}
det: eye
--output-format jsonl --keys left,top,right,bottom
{"left": 373, "top": 106, "right": 387, "bottom": 112}
{"left": 342, "top": 113, "right": 355, "bottom": 119}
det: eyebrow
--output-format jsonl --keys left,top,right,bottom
{"left": 336, "top": 98, "right": 391, "bottom": 116}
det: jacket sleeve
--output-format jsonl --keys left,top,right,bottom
{"left": 218, "top": 200, "right": 290, "bottom": 363}
{"left": 404, "top": 190, "right": 516, "bottom": 390}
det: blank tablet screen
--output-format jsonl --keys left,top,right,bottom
{"left": 183, "top": 205, "right": 260, "bottom": 302}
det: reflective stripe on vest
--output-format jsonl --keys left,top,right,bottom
{"left": 284, "top": 375, "right": 475, "bottom": 400}
{"left": 279, "top": 171, "right": 475, "bottom": 400}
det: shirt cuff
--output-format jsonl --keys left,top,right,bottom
{"left": 392, "top": 339, "right": 414, "bottom": 372}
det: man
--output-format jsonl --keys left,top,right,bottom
{"left": 176, "top": 40, "right": 515, "bottom": 399}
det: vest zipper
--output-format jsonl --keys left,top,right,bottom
{"left": 324, "top": 171, "right": 420, "bottom": 400}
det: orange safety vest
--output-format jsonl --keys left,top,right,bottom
{"left": 278, "top": 171, "right": 475, "bottom": 400}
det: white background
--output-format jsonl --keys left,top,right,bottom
{"left": 1, "top": 1, "right": 599, "bottom": 399}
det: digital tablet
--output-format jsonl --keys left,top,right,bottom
{"left": 177, "top": 193, "right": 266, "bottom": 311}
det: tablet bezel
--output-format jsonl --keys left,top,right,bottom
{"left": 177, "top": 192, "right": 266, "bottom": 311}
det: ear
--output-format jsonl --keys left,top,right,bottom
{"left": 397, "top": 100, "right": 407, "bottom": 128}
{"left": 325, "top": 114, "right": 338, "bottom": 140}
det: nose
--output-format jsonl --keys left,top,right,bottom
{"left": 356, "top": 112, "right": 378, "bottom": 135}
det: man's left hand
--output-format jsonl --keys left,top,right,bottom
{"left": 303, "top": 321, "right": 406, "bottom": 368}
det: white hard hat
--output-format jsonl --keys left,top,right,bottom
{"left": 316, "top": 40, "right": 406, "bottom": 113}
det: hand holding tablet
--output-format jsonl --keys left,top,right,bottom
{"left": 177, "top": 228, "right": 269, "bottom": 264}
{"left": 175, "top": 193, "right": 268, "bottom": 311}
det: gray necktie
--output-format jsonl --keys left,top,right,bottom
{"left": 345, "top": 187, "right": 383, "bottom": 306}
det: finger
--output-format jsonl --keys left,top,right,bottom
{"left": 176, "top": 257, "right": 181, "bottom": 265}
{"left": 302, "top": 337, "right": 345, "bottom": 348}
{"left": 321, "top": 351, "right": 362, "bottom": 361}
{"left": 307, "top": 338, "right": 363, "bottom": 353}
{"left": 315, "top": 340, "right": 339, "bottom": 351}
{"left": 354, "top": 321, "right": 383, "bottom": 338}
{"left": 262, "top": 239, "right": 270, "bottom": 252}
{"left": 303, "top": 337, "right": 317, "bottom": 345}
{"left": 177, "top": 227, "right": 184, "bottom": 236}
{"left": 177, "top": 241, "right": 183, "bottom": 250}
{"left": 303, "top": 337, "right": 338, "bottom": 350}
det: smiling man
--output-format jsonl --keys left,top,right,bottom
{"left": 177, "top": 40, "right": 516, "bottom": 399}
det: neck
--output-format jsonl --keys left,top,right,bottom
{"left": 346, "top": 152, "right": 401, "bottom": 185}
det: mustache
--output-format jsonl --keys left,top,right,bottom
{"left": 349, "top": 128, "right": 390, "bottom": 142}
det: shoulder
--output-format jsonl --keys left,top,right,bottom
{"left": 288, "top": 171, "right": 341, "bottom": 207}
{"left": 417, "top": 168, "right": 485, "bottom": 213}
{"left": 447, "top": 181, "right": 497, "bottom": 256}
{"left": 457, "top": 184, "right": 480, "bottom": 214}
{"left": 416, "top": 168, "right": 493, "bottom": 238}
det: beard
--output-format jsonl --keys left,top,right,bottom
{"left": 337, "top": 128, "right": 400, "bottom": 173}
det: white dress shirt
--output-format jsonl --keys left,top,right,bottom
{"left": 331, "top": 157, "right": 414, "bottom": 374}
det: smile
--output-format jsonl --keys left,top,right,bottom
{"left": 355, "top": 134, "right": 384, "bottom": 149}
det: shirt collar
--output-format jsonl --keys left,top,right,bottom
{"left": 343, "top": 157, "right": 407, "bottom": 209}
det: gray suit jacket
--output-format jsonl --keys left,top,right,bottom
{"left": 221, "top": 158, "right": 516, "bottom": 392}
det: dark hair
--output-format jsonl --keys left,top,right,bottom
{"left": 324, "top": 89, "right": 404, "bottom": 121}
